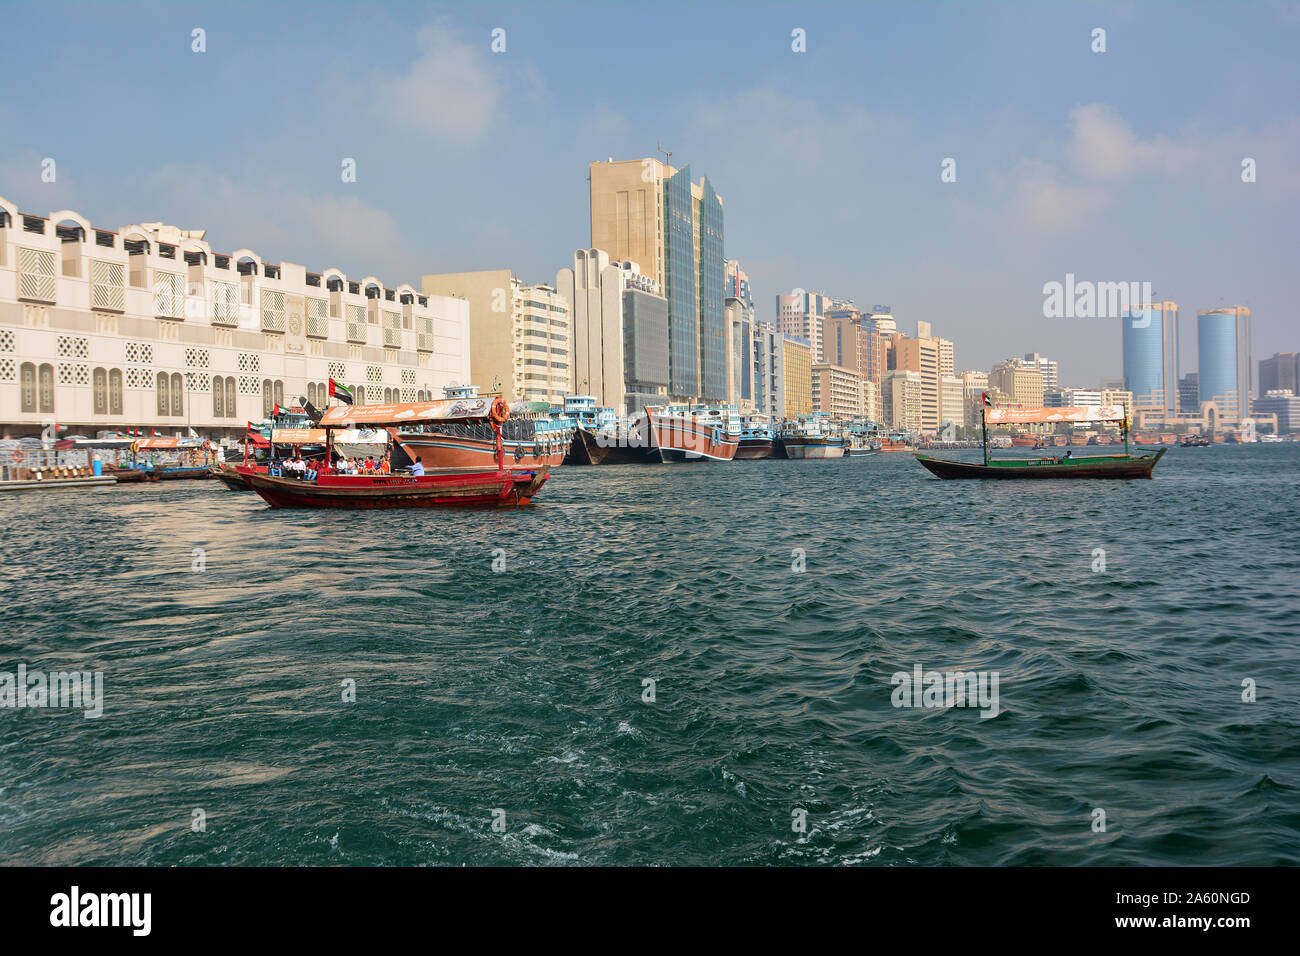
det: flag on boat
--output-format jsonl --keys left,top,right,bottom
{"left": 273, "top": 403, "right": 281, "bottom": 417}
{"left": 188, "top": 426, "right": 199, "bottom": 438}
{"left": 329, "top": 378, "right": 354, "bottom": 405}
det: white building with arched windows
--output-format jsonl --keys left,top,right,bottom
{"left": 0, "top": 196, "right": 471, "bottom": 438}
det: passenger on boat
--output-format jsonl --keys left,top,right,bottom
{"left": 410, "top": 456, "right": 425, "bottom": 477}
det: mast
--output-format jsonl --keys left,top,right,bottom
{"left": 981, "top": 391, "right": 989, "bottom": 465}
{"left": 1122, "top": 403, "right": 1130, "bottom": 456}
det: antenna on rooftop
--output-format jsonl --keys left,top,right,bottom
{"left": 657, "top": 142, "right": 672, "bottom": 167}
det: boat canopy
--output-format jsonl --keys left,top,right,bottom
{"left": 134, "top": 437, "right": 207, "bottom": 449}
{"left": 319, "top": 397, "right": 504, "bottom": 428}
{"left": 985, "top": 405, "right": 1126, "bottom": 425}
{"left": 270, "top": 428, "right": 327, "bottom": 445}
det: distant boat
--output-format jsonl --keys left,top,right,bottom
{"left": 781, "top": 415, "right": 844, "bottom": 459}
{"left": 916, "top": 397, "right": 1165, "bottom": 480}
{"left": 645, "top": 404, "right": 740, "bottom": 462}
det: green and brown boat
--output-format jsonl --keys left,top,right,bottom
{"left": 915, "top": 398, "right": 1165, "bottom": 480}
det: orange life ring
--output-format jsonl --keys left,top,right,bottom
{"left": 11, "top": 450, "right": 23, "bottom": 463}
{"left": 489, "top": 398, "right": 509, "bottom": 424}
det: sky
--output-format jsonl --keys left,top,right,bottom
{"left": 3, "top": 0, "right": 1297, "bottom": 388}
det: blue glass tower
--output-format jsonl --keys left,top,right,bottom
{"left": 1121, "top": 303, "right": 1178, "bottom": 414}
{"left": 663, "top": 166, "right": 698, "bottom": 398}
{"left": 697, "top": 177, "right": 725, "bottom": 401}
{"left": 1197, "top": 307, "right": 1251, "bottom": 417}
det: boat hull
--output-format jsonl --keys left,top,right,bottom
{"left": 395, "top": 431, "right": 566, "bottom": 470}
{"left": 914, "top": 449, "right": 1165, "bottom": 480}
{"left": 245, "top": 468, "right": 549, "bottom": 509}
{"left": 568, "top": 426, "right": 658, "bottom": 465}
{"left": 784, "top": 438, "right": 844, "bottom": 459}
{"left": 735, "top": 437, "right": 775, "bottom": 460}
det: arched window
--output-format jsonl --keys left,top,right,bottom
{"left": 109, "top": 369, "right": 123, "bottom": 415}
{"left": 213, "top": 377, "right": 225, "bottom": 417}
{"left": 307, "top": 382, "right": 317, "bottom": 407}
{"left": 320, "top": 383, "right": 327, "bottom": 405}
{"left": 225, "top": 377, "right": 236, "bottom": 418}
{"left": 356, "top": 386, "right": 365, "bottom": 404}
{"left": 38, "top": 364, "right": 54, "bottom": 413}
{"left": 273, "top": 380, "right": 284, "bottom": 408}
{"left": 170, "top": 373, "right": 183, "bottom": 416}
{"left": 20, "top": 363, "right": 36, "bottom": 412}
{"left": 262, "top": 379, "right": 272, "bottom": 417}
{"left": 93, "top": 367, "right": 108, "bottom": 414}
{"left": 157, "top": 373, "right": 169, "bottom": 415}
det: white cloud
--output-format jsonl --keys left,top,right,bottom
{"left": 1007, "top": 159, "right": 1110, "bottom": 237}
{"left": 379, "top": 23, "right": 503, "bottom": 139}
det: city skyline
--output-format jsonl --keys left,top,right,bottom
{"left": 2, "top": 2, "right": 1296, "bottom": 389}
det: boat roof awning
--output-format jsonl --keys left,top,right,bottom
{"left": 270, "top": 428, "right": 327, "bottom": 444}
{"left": 319, "top": 398, "right": 501, "bottom": 427}
{"left": 136, "top": 438, "right": 204, "bottom": 449}
{"left": 986, "top": 405, "right": 1126, "bottom": 424}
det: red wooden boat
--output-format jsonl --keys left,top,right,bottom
{"left": 244, "top": 397, "right": 549, "bottom": 509}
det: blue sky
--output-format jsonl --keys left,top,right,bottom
{"left": 3, "top": 0, "right": 1297, "bottom": 386}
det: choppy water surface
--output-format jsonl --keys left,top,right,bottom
{"left": 1, "top": 446, "right": 1298, "bottom": 865}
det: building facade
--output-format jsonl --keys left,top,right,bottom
{"left": 0, "top": 198, "right": 470, "bottom": 437}
{"left": 1122, "top": 302, "right": 1179, "bottom": 414}
{"left": 882, "top": 369, "right": 922, "bottom": 433}
{"left": 1259, "top": 352, "right": 1299, "bottom": 397}
{"left": 556, "top": 248, "right": 663, "bottom": 415}
{"left": 421, "top": 270, "right": 571, "bottom": 406}
{"left": 990, "top": 359, "right": 1044, "bottom": 409}
{"left": 811, "top": 363, "right": 864, "bottom": 418}
{"left": 751, "top": 320, "right": 785, "bottom": 420}
{"left": 589, "top": 158, "right": 725, "bottom": 403}
{"left": 1197, "top": 306, "right": 1251, "bottom": 419}
{"left": 782, "top": 336, "right": 813, "bottom": 418}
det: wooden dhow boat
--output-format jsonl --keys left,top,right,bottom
{"left": 915, "top": 399, "right": 1166, "bottom": 480}
{"left": 243, "top": 397, "right": 549, "bottom": 509}
{"left": 645, "top": 404, "right": 740, "bottom": 462}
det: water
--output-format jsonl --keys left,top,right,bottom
{"left": 2, "top": 446, "right": 1298, "bottom": 865}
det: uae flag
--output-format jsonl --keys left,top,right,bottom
{"left": 982, "top": 391, "right": 993, "bottom": 407}
{"left": 273, "top": 403, "right": 281, "bottom": 416}
{"left": 329, "top": 378, "right": 354, "bottom": 405}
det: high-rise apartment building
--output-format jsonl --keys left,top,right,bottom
{"left": 589, "top": 158, "right": 725, "bottom": 402}
{"left": 1197, "top": 306, "right": 1251, "bottom": 419}
{"left": 1178, "top": 372, "right": 1200, "bottom": 414}
{"left": 939, "top": 374, "right": 965, "bottom": 431}
{"left": 782, "top": 336, "right": 813, "bottom": 417}
{"left": 556, "top": 248, "right": 665, "bottom": 415}
{"left": 882, "top": 369, "right": 922, "bottom": 433}
{"left": 990, "top": 359, "right": 1044, "bottom": 409}
{"left": 724, "top": 260, "right": 754, "bottom": 410}
{"left": 776, "top": 291, "right": 834, "bottom": 363}
{"left": 1259, "top": 352, "right": 1299, "bottom": 397}
{"left": 1019, "top": 352, "right": 1058, "bottom": 392}
{"left": 811, "top": 363, "right": 864, "bottom": 418}
{"left": 0, "top": 197, "right": 470, "bottom": 437}
{"left": 751, "top": 320, "right": 785, "bottom": 420}
{"left": 422, "top": 270, "right": 571, "bottom": 406}
{"left": 1122, "top": 302, "right": 1179, "bottom": 415}
{"left": 892, "top": 322, "right": 954, "bottom": 434}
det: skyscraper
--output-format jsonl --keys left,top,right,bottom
{"left": 1121, "top": 302, "right": 1179, "bottom": 415}
{"left": 1260, "top": 352, "right": 1299, "bottom": 396}
{"left": 589, "top": 158, "right": 725, "bottom": 402}
{"left": 1197, "top": 306, "right": 1252, "bottom": 419}
{"left": 776, "top": 291, "right": 833, "bottom": 363}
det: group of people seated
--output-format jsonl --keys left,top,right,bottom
{"left": 268, "top": 455, "right": 321, "bottom": 480}
{"left": 332, "top": 453, "right": 391, "bottom": 476}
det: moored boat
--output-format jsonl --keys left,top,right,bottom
{"left": 782, "top": 414, "right": 845, "bottom": 459}
{"left": 736, "top": 415, "right": 776, "bottom": 459}
{"left": 645, "top": 404, "right": 740, "bottom": 462}
{"left": 394, "top": 386, "right": 568, "bottom": 471}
